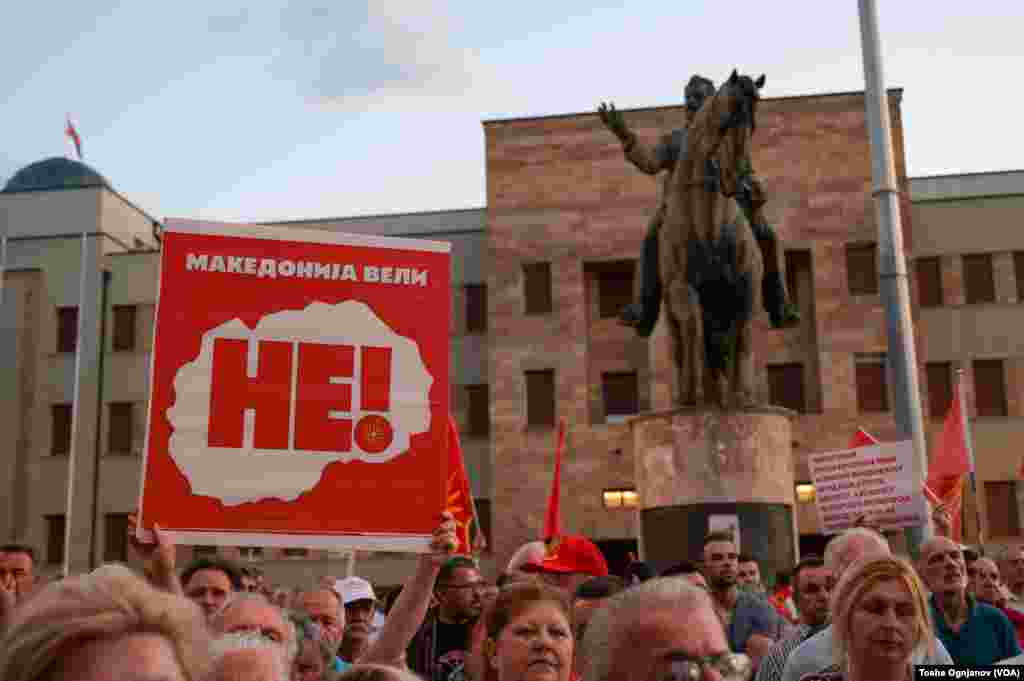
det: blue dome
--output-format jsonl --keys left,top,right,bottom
{"left": 2, "top": 157, "right": 111, "bottom": 193}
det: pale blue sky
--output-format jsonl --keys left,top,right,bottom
{"left": 3, "top": 1, "right": 1022, "bottom": 222}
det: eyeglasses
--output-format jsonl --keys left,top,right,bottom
{"left": 666, "top": 653, "right": 752, "bottom": 681}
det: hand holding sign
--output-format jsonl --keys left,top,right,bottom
{"left": 426, "top": 511, "right": 459, "bottom": 568}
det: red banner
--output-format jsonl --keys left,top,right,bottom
{"left": 138, "top": 219, "right": 450, "bottom": 552}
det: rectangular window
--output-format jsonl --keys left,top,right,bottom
{"left": 238, "top": 547, "right": 264, "bottom": 560}
{"left": 523, "top": 263, "right": 553, "bottom": 315}
{"left": 916, "top": 257, "right": 943, "bottom": 308}
{"left": 985, "top": 481, "right": 1021, "bottom": 539}
{"left": 926, "top": 362, "right": 953, "bottom": 421}
{"left": 464, "top": 284, "right": 487, "bottom": 334}
{"left": 1015, "top": 252, "right": 1024, "bottom": 303}
{"left": 963, "top": 253, "right": 996, "bottom": 304}
{"left": 597, "top": 262, "right": 635, "bottom": 319}
{"left": 108, "top": 403, "right": 134, "bottom": 455}
{"left": 104, "top": 513, "right": 130, "bottom": 563}
{"left": 112, "top": 305, "right": 137, "bottom": 351}
{"left": 51, "top": 404, "right": 72, "bottom": 456}
{"left": 846, "top": 243, "right": 878, "bottom": 296}
{"left": 192, "top": 545, "right": 218, "bottom": 558}
{"left": 785, "top": 250, "right": 812, "bottom": 309}
{"left": 855, "top": 354, "right": 888, "bottom": 412}
{"left": 465, "top": 384, "right": 490, "bottom": 438}
{"left": 282, "top": 548, "right": 309, "bottom": 558}
{"left": 57, "top": 307, "right": 78, "bottom": 353}
{"left": 767, "top": 364, "right": 806, "bottom": 413}
{"left": 525, "top": 370, "right": 556, "bottom": 428}
{"left": 46, "top": 514, "right": 65, "bottom": 566}
{"left": 602, "top": 371, "right": 639, "bottom": 422}
{"left": 974, "top": 359, "right": 1008, "bottom": 417}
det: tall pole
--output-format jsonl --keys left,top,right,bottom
{"left": 64, "top": 232, "right": 90, "bottom": 576}
{"left": 857, "top": 0, "right": 930, "bottom": 557}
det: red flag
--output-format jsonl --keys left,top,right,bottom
{"left": 445, "top": 414, "right": 479, "bottom": 554}
{"left": 849, "top": 428, "right": 879, "bottom": 448}
{"left": 65, "top": 116, "right": 82, "bottom": 160}
{"left": 544, "top": 419, "right": 566, "bottom": 543}
{"left": 925, "top": 391, "right": 972, "bottom": 541}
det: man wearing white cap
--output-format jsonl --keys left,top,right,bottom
{"left": 336, "top": 576, "right": 378, "bottom": 665}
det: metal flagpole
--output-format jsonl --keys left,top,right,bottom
{"left": 63, "top": 232, "right": 90, "bottom": 577}
{"left": 857, "top": 0, "right": 930, "bottom": 557}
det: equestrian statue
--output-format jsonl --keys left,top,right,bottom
{"left": 599, "top": 71, "right": 787, "bottom": 407}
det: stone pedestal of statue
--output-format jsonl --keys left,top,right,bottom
{"left": 631, "top": 408, "right": 797, "bottom": 578}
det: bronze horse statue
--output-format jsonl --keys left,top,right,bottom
{"left": 660, "top": 70, "right": 766, "bottom": 408}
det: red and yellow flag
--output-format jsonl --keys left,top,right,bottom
{"left": 924, "top": 390, "right": 972, "bottom": 541}
{"left": 65, "top": 115, "right": 82, "bottom": 160}
{"left": 445, "top": 414, "right": 482, "bottom": 554}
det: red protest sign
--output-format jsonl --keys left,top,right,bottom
{"left": 138, "top": 219, "right": 450, "bottom": 552}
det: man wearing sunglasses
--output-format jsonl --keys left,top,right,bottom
{"left": 755, "top": 555, "right": 832, "bottom": 681}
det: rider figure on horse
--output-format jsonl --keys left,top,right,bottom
{"left": 598, "top": 75, "right": 800, "bottom": 336}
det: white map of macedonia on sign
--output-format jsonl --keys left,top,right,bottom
{"left": 167, "top": 301, "right": 433, "bottom": 505}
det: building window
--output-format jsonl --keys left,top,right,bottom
{"left": 523, "top": 262, "right": 553, "bottom": 315}
{"left": 238, "top": 547, "right": 264, "bottom": 560}
{"left": 963, "top": 253, "right": 996, "bottom": 304}
{"left": 112, "top": 305, "right": 137, "bottom": 351}
{"left": 855, "top": 354, "right": 888, "bottom": 412}
{"left": 985, "top": 481, "right": 1021, "bottom": 538}
{"left": 108, "top": 402, "right": 135, "bottom": 455}
{"left": 596, "top": 262, "right": 635, "bottom": 319}
{"left": 785, "top": 249, "right": 812, "bottom": 309}
{"left": 464, "top": 284, "right": 487, "bottom": 334}
{"left": 57, "top": 307, "right": 78, "bottom": 353}
{"left": 51, "top": 404, "right": 73, "bottom": 456}
{"left": 916, "top": 257, "right": 943, "bottom": 308}
{"left": 602, "top": 371, "right": 639, "bottom": 422}
{"left": 1015, "top": 252, "right": 1024, "bottom": 303}
{"left": 282, "top": 548, "right": 309, "bottom": 558}
{"left": 767, "top": 363, "right": 806, "bottom": 413}
{"left": 46, "top": 515, "right": 65, "bottom": 566}
{"left": 104, "top": 513, "right": 130, "bottom": 563}
{"left": 926, "top": 362, "right": 953, "bottom": 421}
{"left": 846, "top": 243, "right": 878, "bottom": 296}
{"left": 192, "top": 545, "right": 218, "bottom": 558}
{"left": 602, "top": 488, "right": 639, "bottom": 509}
{"left": 525, "top": 370, "right": 556, "bottom": 428}
{"left": 465, "top": 384, "right": 490, "bottom": 438}
{"left": 974, "top": 359, "right": 1008, "bottom": 417}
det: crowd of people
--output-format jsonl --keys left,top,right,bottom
{"left": 1, "top": 513, "right": 1023, "bottom": 681}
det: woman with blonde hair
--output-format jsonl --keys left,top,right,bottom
{"left": 0, "top": 563, "right": 212, "bottom": 681}
{"left": 800, "top": 556, "right": 936, "bottom": 681}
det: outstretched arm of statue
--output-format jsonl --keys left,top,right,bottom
{"left": 599, "top": 102, "right": 667, "bottom": 176}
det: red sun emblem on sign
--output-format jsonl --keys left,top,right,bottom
{"left": 355, "top": 414, "right": 394, "bottom": 454}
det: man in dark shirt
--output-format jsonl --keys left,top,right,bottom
{"left": 408, "top": 556, "right": 485, "bottom": 681}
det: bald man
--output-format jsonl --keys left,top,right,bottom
{"left": 921, "top": 537, "right": 1020, "bottom": 665}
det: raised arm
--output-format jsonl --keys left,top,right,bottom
{"left": 598, "top": 101, "right": 674, "bottom": 175}
{"left": 127, "top": 514, "right": 182, "bottom": 596}
{"left": 360, "top": 512, "right": 458, "bottom": 666}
